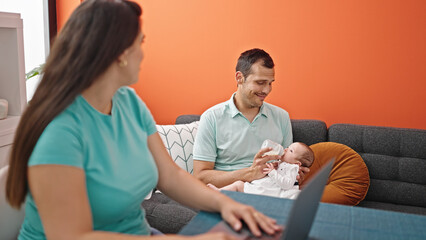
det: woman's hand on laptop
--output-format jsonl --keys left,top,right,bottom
{"left": 219, "top": 197, "right": 282, "bottom": 237}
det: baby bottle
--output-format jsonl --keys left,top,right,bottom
{"left": 261, "top": 139, "right": 284, "bottom": 156}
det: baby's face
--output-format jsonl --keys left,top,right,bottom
{"left": 282, "top": 143, "right": 306, "bottom": 165}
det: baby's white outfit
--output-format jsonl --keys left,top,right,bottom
{"left": 244, "top": 162, "right": 300, "bottom": 199}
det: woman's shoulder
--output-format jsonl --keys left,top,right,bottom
{"left": 42, "top": 96, "right": 88, "bottom": 138}
{"left": 115, "top": 86, "right": 151, "bottom": 113}
{"left": 115, "top": 86, "right": 146, "bottom": 105}
{"left": 115, "top": 86, "right": 138, "bottom": 99}
{"left": 46, "top": 107, "right": 83, "bottom": 138}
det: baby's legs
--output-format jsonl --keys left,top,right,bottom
{"left": 219, "top": 180, "right": 245, "bottom": 192}
{"left": 207, "top": 183, "right": 220, "bottom": 191}
{"left": 207, "top": 181, "right": 245, "bottom": 192}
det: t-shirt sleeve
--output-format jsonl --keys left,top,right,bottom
{"left": 139, "top": 101, "right": 157, "bottom": 136}
{"left": 28, "top": 120, "right": 84, "bottom": 168}
{"left": 193, "top": 111, "right": 217, "bottom": 162}
{"left": 281, "top": 110, "right": 293, "bottom": 148}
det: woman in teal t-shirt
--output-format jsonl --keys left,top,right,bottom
{"left": 5, "top": 0, "right": 281, "bottom": 239}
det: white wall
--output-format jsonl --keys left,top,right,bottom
{"left": 0, "top": 0, "right": 49, "bottom": 101}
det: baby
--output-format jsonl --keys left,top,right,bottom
{"left": 208, "top": 142, "right": 315, "bottom": 199}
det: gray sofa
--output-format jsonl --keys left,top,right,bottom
{"left": 142, "top": 115, "right": 426, "bottom": 233}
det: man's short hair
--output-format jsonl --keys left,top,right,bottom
{"left": 236, "top": 48, "right": 275, "bottom": 78}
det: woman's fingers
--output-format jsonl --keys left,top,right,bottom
{"left": 236, "top": 207, "right": 280, "bottom": 237}
{"left": 239, "top": 208, "right": 262, "bottom": 237}
{"left": 221, "top": 199, "right": 281, "bottom": 238}
{"left": 225, "top": 211, "right": 242, "bottom": 231}
{"left": 252, "top": 211, "right": 282, "bottom": 235}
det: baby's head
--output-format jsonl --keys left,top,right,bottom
{"left": 282, "top": 142, "right": 315, "bottom": 168}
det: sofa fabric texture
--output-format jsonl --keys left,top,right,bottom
{"left": 328, "top": 124, "right": 426, "bottom": 215}
{"left": 142, "top": 192, "right": 197, "bottom": 234}
{"left": 142, "top": 115, "right": 426, "bottom": 234}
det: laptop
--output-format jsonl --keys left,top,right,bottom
{"left": 208, "top": 158, "right": 335, "bottom": 240}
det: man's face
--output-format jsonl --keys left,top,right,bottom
{"left": 238, "top": 61, "right": 275, "bottom": 109}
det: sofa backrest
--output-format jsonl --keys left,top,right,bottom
{"left": 328, "top": 124, "right": 426, "bottom": 208}
{"left": 290, "top": 119, "right": 327, "bottom": 145}
{"left": 175, "top": 115, "right": 328, "bottom": 146}
{"left": 175, "top": 115, "right": 201, "bottom": 125}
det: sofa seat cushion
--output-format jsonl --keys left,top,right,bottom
{"left": 301, "top": 142, "right": 370, "bottom": 205}
{"left": 142, "top": 192, "right": 198, "bottom": 234}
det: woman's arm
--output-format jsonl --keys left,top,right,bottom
{"left": 29, "top": 165, "right": 234, "bottom": 240}
{"left": 28, "top": 165, "right": 147, "bottom": 240}
{"left": 148, "top": 133, "right": 281, "bottom": 237}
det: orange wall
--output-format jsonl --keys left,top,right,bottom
{"left": 57, "top": 0, "right": 426, "bottom": 129}
{"left": 56, "top": 0, "right": 81, "bottom": 30}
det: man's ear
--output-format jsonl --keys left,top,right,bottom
{"left": 235, "top": 71, "right": 244, "bottom": 84}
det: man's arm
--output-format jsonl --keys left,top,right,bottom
{"left": 193, "top": 148, "right": 280, "bottom": 188}
{"left": 193, "top": 160, "right": 252, "bottom": 188}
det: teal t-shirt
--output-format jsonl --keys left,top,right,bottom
{"left": 19, "top": 87, "right": 159, "bottom": 239}
{"left": 193, "top": 93, "right": 293, "bottom": 171}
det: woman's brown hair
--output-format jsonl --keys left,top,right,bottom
{"left": 6, "top": 0, "right": 142, "bottom": 208}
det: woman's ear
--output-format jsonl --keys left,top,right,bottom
{"left": 117, "top": 50, "right": 129, "bottom": 67}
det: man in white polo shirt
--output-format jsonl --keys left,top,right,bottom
{"left": 193, "top": 48, "right": 309, "bottom": 188}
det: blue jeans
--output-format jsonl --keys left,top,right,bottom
{"left": 151, "top": 227, "right": 164, "bottom": 235}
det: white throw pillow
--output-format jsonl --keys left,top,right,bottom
{"left": 156, "top": 121, "right": 199, "bottom": 174}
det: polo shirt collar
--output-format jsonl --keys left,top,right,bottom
{"left": 227, "top": 93, "right": 269, "bottom": 118}
{"left": 227, "top": 93, "right": 240, "bottom": 118}
{"left": 259, "top": 103, "right": 269, "bottom": 118}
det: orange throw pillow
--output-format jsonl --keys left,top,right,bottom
{"left": 301, "top": 142, "right": 370, "bottom": 205}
